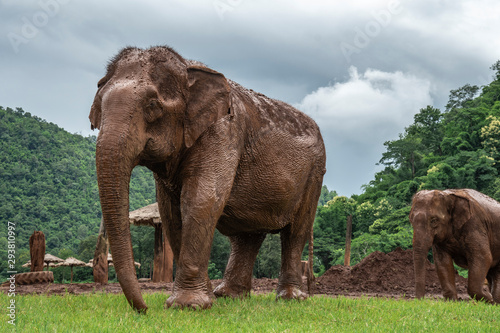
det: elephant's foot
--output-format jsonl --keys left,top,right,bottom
{"left": 276, "top": 285, "right": 308, "bottom": 301}
{"left": 165, "top": 289, "right": 215, "bottom": 310}
{"left": 213, "top": 280, "right": 251, "bottom": 298}
{"left": 468, "top": 288, "right": 494, "bottom": 304}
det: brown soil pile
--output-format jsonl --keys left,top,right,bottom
{"left": 316, "top": 247, "right": 468, "bottom": 298}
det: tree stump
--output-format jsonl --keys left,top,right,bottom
{"left": 29, "top": 231, "right": 45, "bottom": 272}
{"left": 93, "top": 219, "right": 109, "bottom": 284}
{"left": 152, "top": 223, "right": 173, "bottom": 283}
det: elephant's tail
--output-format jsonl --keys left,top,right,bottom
{"left": 307, "top": 224, "right": 315, "bottom": 296}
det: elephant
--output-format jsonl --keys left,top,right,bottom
{"left": 89, "top": 46, "right": 326, "bottom": 312}
{"left": 409, "top": 189, "right": 500, "bottom": 303}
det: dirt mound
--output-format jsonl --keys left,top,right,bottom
{"left": 316, "top": 247, "right": 468, "bottom": 298}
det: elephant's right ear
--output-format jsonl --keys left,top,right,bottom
{"left": 89, "top": 104, "right": 101, "bottom": 130}
{"left": 185, "top": 66, "right": 231, "bottom": 148}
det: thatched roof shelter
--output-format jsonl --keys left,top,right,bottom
{"left": 55, "top": 257, "right": 88, "bottom": 283}
{"left": 44, "top": 253, "right": 64, "bottom": 264}
{"left": 22, "top": 261, "right": 59, "bottom": 268}
{"left": 87, "top": 254, "right": 141, "bottom": 268}
{"left": 23, "top": 253, "right": 64, "bottom": 271}
{"left": 128, "top": 202, "right": 172, "bottom": 282}
{"left": 129, "top": 202, "right": 161, "bottom": 226}
{"left": 92, "top": 202, "right": 172, "bottom": 283}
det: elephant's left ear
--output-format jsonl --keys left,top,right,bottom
{"left": 449, "top": 193, "right": 472, "bottom": 230}
{"left": 89, "top": 104, "right": 101, "bottom": 130}
{"left": 185, "top": 65, "right": 231, "bottom": 148}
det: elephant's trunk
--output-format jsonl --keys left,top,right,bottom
{"left": 412, "top": 229, "right": 432, "bottom": 299}
{"left": 96, "top": 128, "right": 147, "bottom": 313}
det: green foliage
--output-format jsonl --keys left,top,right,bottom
{"left": 208, "top": 230, "right": 230, "bottom": 280}
{"left": 254, "top": 234, "right": 281, "bottom": 278}
{"left": 318, "top": 185, "right": 337, "bottom": 206}
{"left": 0, "top": 106, "right": 156, "bottom": 281}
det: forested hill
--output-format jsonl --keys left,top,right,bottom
{"left": 313, "top": 60, "right": 500, "bottom": 274}
{"left": 0, "top": 107, "right": 156, "bottom": 279}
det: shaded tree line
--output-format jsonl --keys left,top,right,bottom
{"left": 0, "top": 107, "right": 156, "bottom": 281}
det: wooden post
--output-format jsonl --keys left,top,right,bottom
{"left": 93, "top": 218, "right": 109, "bottom": 284}
{"left": 162, "top": 225, "right": 174, "bottom": 283}
{"left": 152, "top": 224, "right": 163, "bottom": 282}
{"left": 344, "top": 215, "right": 352, "bottom": 267}
{"left": 29, "top": 231, "right": 45, "bottom": 272}
{"left": 301, "top": 260, "right": 308, "bottom": 277}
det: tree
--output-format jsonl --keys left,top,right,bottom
{"left": 254, "top": 234, "right": 281, "bottom": 278}
{"left": 445, "top": 84, "right": 480, "bottom": 112}
{"left": 379, "top": 133, "right": 422, "bottom": 179}
{"left": 491, "top": 60, "right": 500, "bottom": 81}
{"left": 208, "top": 230, "right": 230, "bottom": 279}
{"left": 318, "top": 185, "right": 337, "bottom": 206}
{"left": 481, "top": 116, "right": 500, "bottom": 161}
{"left": 406, "top": 106, "right": 444, "bottom": 156}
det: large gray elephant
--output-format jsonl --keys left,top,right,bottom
{"left": 410, "top": 189, "right": 500, "bottom": 303}
{"left": 89, "top": 46, "right": 326, "bottom": 312}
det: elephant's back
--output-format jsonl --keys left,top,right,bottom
{"left": 229, "top": 79, "right": 324, "bottom": 148}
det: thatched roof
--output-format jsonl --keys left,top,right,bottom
{"left": 56, "top": 257, "right": 87, "bottom": 268}
{"left": 129, "top": 202, "right": 161, "bottom": 226}
{"left": 87, "top": 254, "right": 141, "bottom": 268}
{"left": 44, "top": 253, "right": 64, "bottom": 263}
{"left": 109, "top": 261, "right": 141, "bottom": 268}
{"left": 22, "top": 261, "right": 60, "bottom": 267}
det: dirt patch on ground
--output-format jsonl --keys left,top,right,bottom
{"left": 2, "top": 248, "right": 472, "bottom": 300}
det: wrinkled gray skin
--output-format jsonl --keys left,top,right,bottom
{"left": 410, "top": 189, "right": 500, "bottom": 303}
{"left": 89, "top": 46, "right": 326, "bottom": 312}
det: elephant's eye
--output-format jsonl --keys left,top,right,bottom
{"left": 144, "top": 99, "right": 163, "bottom": 123}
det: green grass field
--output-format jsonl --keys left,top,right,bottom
{"left": 1, "top": 292, "right": 499, "bottom": 332}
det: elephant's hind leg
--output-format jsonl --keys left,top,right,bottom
{"left": 214, "top": 233, "right": 266, "bottom": 298}
{"left": 276, "top": 224, "right": 309, "bottom": 301}
{"left": 276, "top": 175, "right": 321, "bottom": 301}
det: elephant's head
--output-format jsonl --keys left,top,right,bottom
{"left": 409, "top": 189, "right": 471, "bottom": 298}
{"left": 89, "top": 46, "right": 232, "bottom": 312}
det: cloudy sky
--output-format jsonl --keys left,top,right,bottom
{"left": 2, "top": 0, "right": 500, "bottom": 196}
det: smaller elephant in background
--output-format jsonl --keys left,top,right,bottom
{"left": 409, "top": 189, "right": 500, "bottom": 303}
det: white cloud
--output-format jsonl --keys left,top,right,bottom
{"left": 295, "top": 67, "right": 433, "bottom": 194}
{"left": 296, "top": 67, "right": 433, "bottom": 145}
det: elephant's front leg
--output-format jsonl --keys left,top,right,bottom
{"left": 433, "top": 246, "right": 458, "bottom": 300}
{"left": 165, "top": 134, "right": 240, "bottom": 309}
{"left": 165, "top": 202, "right": 217, "bottom": 309}
{"left": 214, "top": 233, "right": 266, "bottom": 298}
